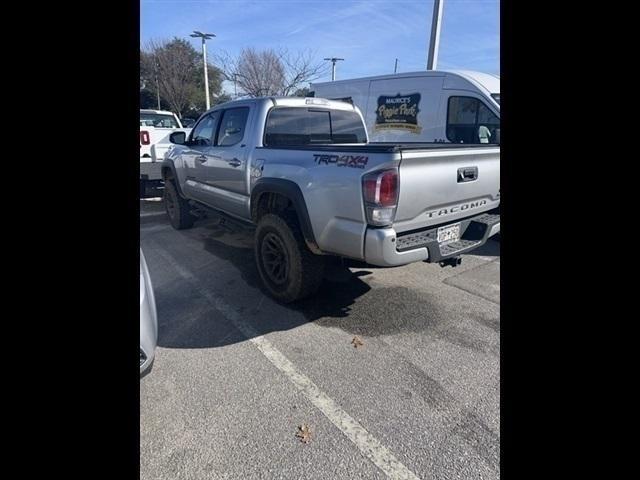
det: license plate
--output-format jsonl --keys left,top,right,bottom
{"left": 437, "top": 223, "right": 461, "bottom": 245}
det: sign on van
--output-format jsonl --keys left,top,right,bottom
{"left": 375, "top": 93, "right": 422, "bottom": 134}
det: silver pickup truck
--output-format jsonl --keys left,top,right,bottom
{"left": 162, "top": 97, "right": 500, "bottom": 302}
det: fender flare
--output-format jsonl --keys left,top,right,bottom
{"left": 160, "top": 160, "right": 187, "bottom": 198}
{"left": 251, "top": 178, "right": 321, "bottom": 254}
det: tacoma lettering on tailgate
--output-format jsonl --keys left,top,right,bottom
{"left": 426, "top": 199, "right": 488, "bottom": 218}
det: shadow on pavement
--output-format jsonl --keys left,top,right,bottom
{"left": 153, "top": 213, "right": 497, "bottom": 351}
{"left": 466, "top": 237, "right": 501, "bottom": 258}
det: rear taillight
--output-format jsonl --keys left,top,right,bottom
{"left": 140, "top": 131, "right": 150, "bottom": 145}
{"left": 362, "top": 169, "right": 399, "bottom": 226}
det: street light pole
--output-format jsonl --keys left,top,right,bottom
{"left": 155, "top": 61, "right": 161, "bottom": 110}
{"left": 324, "top": 57, "right": 344, "bottom": 81}
{"left": 190, "top": 31, "right": 216, "bottom": 109}
{"left": 233, "top": 73, "right": 238, "bottom": 99}
{"left": 427, "top": 0, "right": 445, "bottom": 70}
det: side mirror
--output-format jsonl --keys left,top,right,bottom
{"left": 494, "top": 128, "right": 500, "bottom": 145}
{"left": 169, "top": 131, "right": 186, "bottom": 145}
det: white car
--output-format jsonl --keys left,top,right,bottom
{"left": 140, "top": 249, "right": 158, "bottom": 376}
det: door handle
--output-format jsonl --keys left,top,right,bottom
{"left": 228, "top": 158, "right": 242, "bottom": 167}
{"left": 196, "top": 155, "right": 207, "bottom": 163}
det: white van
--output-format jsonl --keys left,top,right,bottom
{"left": 310, "top": 70, "right": 500, "bottom": 144}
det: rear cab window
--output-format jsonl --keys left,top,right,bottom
{"left": 264, "top": 107, "right": 367, "bottom": 146}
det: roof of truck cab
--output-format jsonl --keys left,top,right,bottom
{"left": 311, "top": 70, "right": 500, "bottom": 94}
{"left": 270, "top": 96, "right": 356, "bottom": 110}
{"left": 201, "top": 96, "right": 357, "bottom": 115}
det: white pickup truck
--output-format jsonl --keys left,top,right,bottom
{"left": 140, "top": 109, "right": 192, "bottom": 196}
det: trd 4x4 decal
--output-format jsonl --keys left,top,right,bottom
{"left": 312, "top": 154, "right": 369, "bottom": 169}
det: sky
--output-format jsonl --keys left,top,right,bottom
{"left": 141, "top": 0, "right": 499, "bottom": 95}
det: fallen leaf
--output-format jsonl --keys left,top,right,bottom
{"left": 351, "top": 336, "right": 364, "bottom": 348}
{"left": 295, "top": 424, "right": 311, "bottom": 444}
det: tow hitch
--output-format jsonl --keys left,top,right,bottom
{"left": 439, "top": 257, "right": 462, "bottom": 268}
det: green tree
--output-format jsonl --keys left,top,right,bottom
{"left": 141, "top": 38, "right": 224, "bottom": 117}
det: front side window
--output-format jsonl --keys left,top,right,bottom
{"left": 216, "top": 108, "right": 249, "bottom": 147}
{"left": 190, "top": 112, "right": 219, "bottom": 146}
{"left": 446, "top": 96, "right": 499, "bottom": 144}
{"left": 140, "top": 113, "right": 180, "bottom": 128}
{"left": 264, "top": 108, "right": 367, "bottom": 146}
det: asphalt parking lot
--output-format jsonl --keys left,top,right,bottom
{"left": 140, "top": 196, "right": 500, "bottom": 480}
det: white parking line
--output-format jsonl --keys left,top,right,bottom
{"left": 149, "top": 241, "right": 423, "bottom": 480}
{"left": 473, "top": 256, "right": 496, "bottom": 262}
{"left": 140, "top": 224, "right": 171, "bottom": 233}
{"left": 140, "top": 211, "right": 166, "bottom": 218}
{"left": 252, "top": 336, "right": 423, "bottom": 480}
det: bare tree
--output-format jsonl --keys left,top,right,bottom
{"left": 239, "top": 48, "right": 285, "bottom": 97}
{"left": 279, "top": 49, "right": 327, "bottom": 96}
{"left": 217, "top": 47, "right": 327, "bottom": 97}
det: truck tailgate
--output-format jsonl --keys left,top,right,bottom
{"left": 393, "top": 147, "right": 500, "bottom": 233}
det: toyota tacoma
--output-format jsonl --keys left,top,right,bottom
{"left": 162, "top": 97, "right": 500, "bottom": 302}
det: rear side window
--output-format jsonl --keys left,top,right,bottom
{"left": 264, "top": 108, "right": 367, "bottom": 146}
{"left": 190, "top": 112, "right": 219, "bottom": 146}
{"left": 330, "top": 110, "right": 365, "bottom": 142}
{"left": 216, "top": 107, "right": 249, "bottom": 147}
{"left": 140, "top": 113, "right": 180, "bottom": 128}
{"left": 446, "top": 96, "right": 499, "bottom": 144}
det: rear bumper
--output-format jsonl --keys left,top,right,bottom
{"left": 364, "top": 211, "right": 500, "bottom": 267}
{"left": 140, "top": 161, "right": 163, "bottom": 181}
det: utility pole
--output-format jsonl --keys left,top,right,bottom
{"left": 394, "top": 58, "right": 398, "bottom": 74}
{"left": 324, "top": 57, "right": 344, "bottom": 81}
{"left": 427, "top": 0, "right": 444, "bottom": 70}
{"left": 190, "top": 31, "right": 216, "bottom": 109}
{"left": 155, "top": 61, "right": 161, "bottom": 110}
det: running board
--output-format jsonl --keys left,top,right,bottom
{"left": 187, "top": 200, "right": 255, "bottom": 231}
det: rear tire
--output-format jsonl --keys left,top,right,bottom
{"left": 255, "top": 213, "right": 325, "bottom": 303}
{"left": 164, "top": 180, "right": 196, "bottom": 230}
